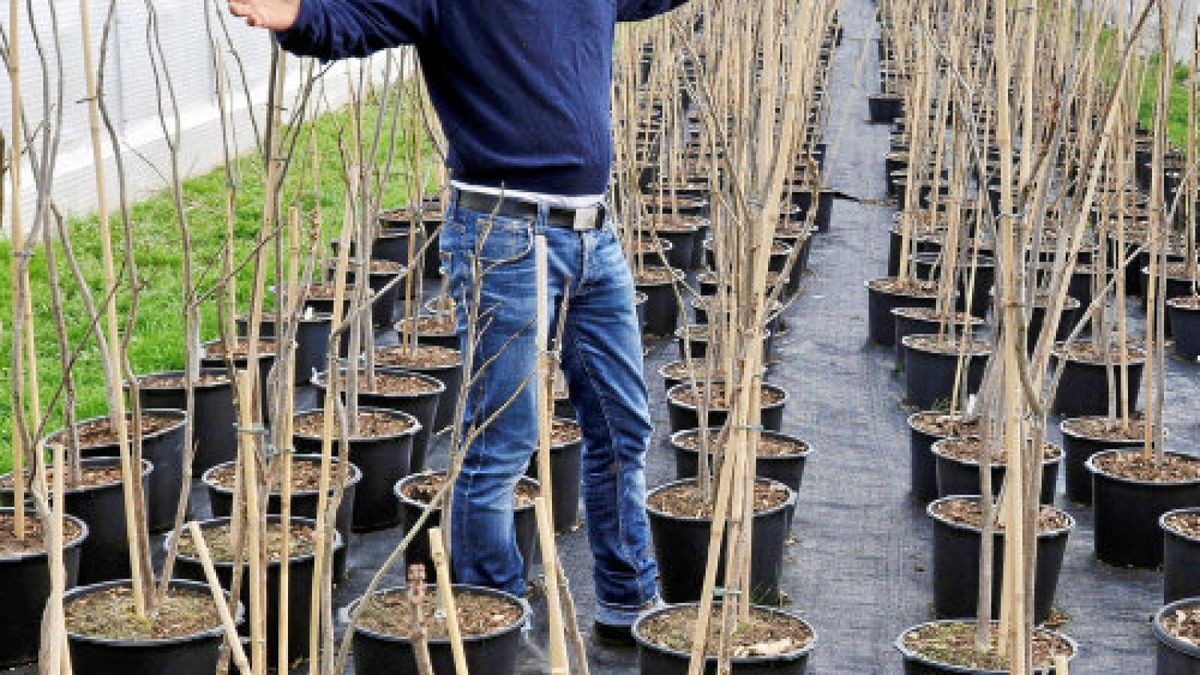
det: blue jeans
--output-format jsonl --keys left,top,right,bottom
{"left": 440, "top": 197, "right": 658, "bottom": 625}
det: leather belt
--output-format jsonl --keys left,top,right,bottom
{"left": 453, "top": 189, "right": 605, "bottom": 231}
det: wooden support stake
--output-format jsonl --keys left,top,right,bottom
{"left": 429, "top": 528, "right": 469, "bottom": 675}
{"left": 187, "top": 521, "right": 254, "bottom": 675}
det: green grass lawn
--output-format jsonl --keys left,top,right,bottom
{"left": 0, "top": 99, "right": 432, "bottom": 474}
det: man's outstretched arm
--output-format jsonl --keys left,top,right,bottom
{"left": 616, "top": 0, "right": 694, "bottom": 23}
{"left": 228, "top": 0, "right": 436, "bottom": 60}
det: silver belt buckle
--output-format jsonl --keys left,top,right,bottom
{"left": 573, "top": 206, "right": 601, "bottom": 231}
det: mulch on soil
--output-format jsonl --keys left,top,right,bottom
{"left": 47, "top": 412, "right": 180, "bottom": 449}
{"left": 932, "top": 497, "right": 1071, "bottom": 533}
{"left": 140, "top": 372, "right": 231, "bottom": 388}
{"left": 204, "top": 338, "right": 277, "bottom": 359}
{"left": 1162, "top": 603, "right": 1200, "bottom": 647}
{"left": 358, "top": 587, "right": 523, "bottom": 640}
{"left": 648, "top": 480, "right": 790, "bottom": 519}
{"left": 1062, "top": 415, "right": 1152, "bottom": 441}
{"left": 293, "top": 410, "right": 416, "bottom": 440}
{"left": 0, "top": 465, "right": 127, "bottom": 491}
{"left": 1053, "top": 340, "right": 1146, "bottom": 363}
{"left": 177, "top": 521, "right": 319, "bottom": 562}
{"left": 324, "top": 369, "right": 442, "bottom": 396}
{"left": 399, "top": 315, "right": 457, "bottom": 335}
{"left": 670, "top": 383, "right": 786, "bottom": 409}
{"left": 1093, "top": 450, "right": 1200, "bottom": 483}
{"left": 65, "top": 585, "right": 221, "bottom": 642}
{"left": 637, "top": 604, "right": 813, "bottom": 658}
{"left": 867, "top": 276, "right": 940, "bottom": 296}
{"left": 207, "top": 459, "right": 352, "bottom": 493}
{"left": 375, "top": 344, "right": 462, "bottom": 368}
{"left": 901, "top": 621, "right": 1073, "bottom": 670}
{"left": 904, "top": 334, "right": 991, "bottom": 355}
{"left": 910, "top": 412, "right": 984, "bottom": 438}
{"left": 402, "top": 472, "right": 538, "bottom": 508}
{"left": 935, "top": 437, "right": 1062, "bottom": 465}
{"left": 0, "top": 514, "right": 83, "bottom": 557}
{"left": 676, "top": 429, "right": 808, "bottom": 457}
{"left": 1163, "top": 512, "right": 1200, "bottom": 541}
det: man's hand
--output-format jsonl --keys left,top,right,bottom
{"left": 228, "top": 0, "right": 302, "bottom": 31}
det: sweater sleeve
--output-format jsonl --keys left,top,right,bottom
{"left": 275, "top": 0, "right": 437, "bottom": 60}
{"left": 616, "top": 0, "right": 693, "bottom": 23}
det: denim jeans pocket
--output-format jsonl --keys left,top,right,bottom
{"left": 471, "top": 213, "right": 534, "bottom": 266}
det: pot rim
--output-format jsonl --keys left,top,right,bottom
{"left": 865, "top": 276, "right": 940, "bottom": 298}
{"left": 1160, "top": 508, "right": 1200, "bottom": 543}
{"left": 0, "top": 508, "right": 90, "bottom": 563}
{"left": 901, "top": 333, "right": 993, "bottom": 356}
{"left": 170, "top": 515, "right": 341, "bottom": 567}
{"left": 894, "top": 619, "right": 1077, "bottom": 674}
{"left": 633, "top": 265, "right": 687, "bottom": 286}
{"left": 891, "top": 306, "right": 986, "bottom": 326}
{"left": 1085, "top": 449, "right": 1200, "bottom": 487}
{"left": 291, "top": 406, "right": 423, "bottom": 442}
{"left": 394, "top": 471, "right": 541, "bottom": 512}
{"left": 665, "top": 381, "right": 790, "bottom": 413}
{"left": 926, "top": 495, "right": 1075, "bottom": 538}
{"left": 64, "top": 579, "right": 242, "bottom": 648}
{"left": 199, "top": 337, "right": 276, "bottom": 360}
{"left": 311, "top": 365, "right": 447, "bottom": 400}
{"left": 1153, "top": 597, "right": 1200, "bottom": 658}
{"left": 202, "top": 454, "right": 363, "bottom": 498}
{"left": 631, "top": 601, "right": 817, "bottom": 664}
{"left": 1166, "top": 295, "right": 1200, "bottom": 310}
{"left": 394, "top": 314, "right": 458, "bottom": 337}
{"left": 1050, "top": 342, "right": 1147, "bottom": 364}
{"left": 1059, "top": 416, "right": 1166, "bottom": 444}
{"left": 349, "top": 583, "right": 529, "bottom": 645}
{"left": 930, "top": 438, "right": 1062, "bottom": 467}
{"left": 372, "top": 347, "right": 465, "bottom": 372}
{"left": 906, "top": 411, "right": 980, "bottom": 440}
{"left": 46, "top": 409, "right": 188, "bottom": 450}
{"left": 2, "top": 457, "right": 153, "bottom": 497}
{"left": 645, "top": 477, "right": 796, "bottom": 523}
{"left": 132, "top": 368, "right": 233, "bottom": 391}
{"left": 668, "top": 427, "right": 812, "bottom": 459}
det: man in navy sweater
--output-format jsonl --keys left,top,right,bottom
{"left": 230, "top": 0, "right": 692, "bottom": 644}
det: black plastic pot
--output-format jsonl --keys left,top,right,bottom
{"left": 656, "top": 225, "right": 701, "bottom": 270}
{"left": 200, "top": 338, "right": 275, "bottom": 420}
{"left": 351, "top": 584, "right": 527, "bottom": 675}
{"left": 867, "top": 279, "right": 939, "bottom": 346}
{"left": 398, "top": 314, "right": 461, "bottom": 351}
{"left": 1087, "top": 450, "right": 1200, "bottom": 568}
{"left": 666, "top": 382, "right": 788, "bottom": 434}
{"left": 928, "top": 497, "right": 1072, "bottom": 624}
{"left": 311, "top": 367, "right": 441, "bottom": 473}
{"left": 932, "top": 440, "right": 1060, "bottom": 505}
{"left": 887, "top": 228, "right": 943, "bottom": 278}
{"left": 0, "top": 508, "right": 87, "bottom": 668}
{"left": 374, "top": 347, "right": 464, "bottom": 433}
{"left": 1154, "top": 598, "right": 1200, "bottom": 674}
{"left": 912, "top": 253, "right": 995, "bottom": 319}
{"left": 793, "top": 189, "right": 834, "bottom": 233}
{"left": 895, "top": 621, "right": 1076, "bottom": 674}
{"left": 1059, "top": 417, "right": 1147, "bottom": 505}
{"left": 135, "top": 369, "right": 236, "bottom": 475}
{"left": 635, "top": 292, "right": 648, "bottom": 334}
{"left": 203, "top": 455, "right": 360, "bottom": 580}
{"left": 1161, "top": 509, "right": 1200, "bottom": 603}
{"left": 68, "top": 410, "right": 187, "bottom": 533}
{"left": 906, "top": 413, "right": 977, "bottom": 506}
{"left": 635, "top": 238, "right": 675, "bottom": 269}
{"left": 670, "top": 428, "right": 811, "bottom": 498}
{"left": 525, "top": 419, "right": 583, "bottom": 533}
{"left": 892, "top": 309, "right": 985, "bottom": 365}
{"left": 637, "top": 267, "right": 683, "bottom": 337}
{"left": 292, "top": 407, "right": 420, "bottom": 532}
{"left": 2, "top": 457, "right": 152, "bottom": 585}
{"left": 633, "top": 603, "right": 816, "bottom": 675}
{"left": 332, "top": 264, "right": 405, "bottom": 327}
{"left": 1027, "top": 300, "right": 1081, "bottom": 353}
{"left": 646, "top": 478, "right": 795, "bottom": 604}
{"left": 64, "top": 579, "right": 237, "bottom": 675}
{"left": 868, "top": 94, "right": 905, "bottom": 123}
{"left": 235, "top": 313, "right": 332, "bottom": 384}
{"left": 1168, "top": 297, "right": 1200, "bottom": 361}
{"left": 1050, "top": 347, "right": 1146, "bottom": 418}
{"left": 901, "top": 336, "right": 991, "bottom": 410}
{"left": 394, "top": 473, "right": 540, "bottom": 582}
{"left": 172, "top": 516, "right": 338, "bottom": 670}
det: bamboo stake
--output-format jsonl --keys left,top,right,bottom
{"left": 187, "top": 521, "right": 254, "bottom": 675}
{"left": 407, "top": 565, "right": 435, "bottom": 675}
{"left": 76, "top": 0, "right": 146, "bottom": 614}
{"left": 235, "top": 370, "right": 267, "bottom": 675}
{"left": 7, "top": 0, "right": 24, "bottom": 541}
{"left": 429, "top": 527, "right": 469, "bottom": 675}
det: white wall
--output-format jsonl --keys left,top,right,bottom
{"left": 1, "top": 0, "right": 386, "bottom": 234}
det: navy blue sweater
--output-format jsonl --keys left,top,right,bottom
{"left": 277, "top": 0, "right": 691, "bottom": 196}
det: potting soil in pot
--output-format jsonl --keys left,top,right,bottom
{"left": 207, "top": 458, "right": 355, "bottom": 494}
{"left": 1161, "top": 604, "right": 1200, "bottom": 647}
{"left": 637, "top": 604, "right": 814, "bottom": 659}
{"left": 402, "top": 472, "right": 538, "bottom": 508}
{"left": 670, "top": 383, "right": 786, "bottom": 410}
{"left": 177, "top": 520, "right": 319, "bottom": 561}
{"left": 203, "top": 337, "right": 276, "bottom": 359}
{"left": 935, "top": 436, "right": 1062, "bottom": 466}
{"left": 648, "top": 480, "right": 790, "bottom": 518}
{"left": 675, "top": 429, "right": 808, "bottom": 458}
{"left": 294, "top": 407, "right": 417, "bottom": 439}
{"left": 64, "top": 585, "right": 221, "bottom": 641}
{"left": 48, "top": 412, "right": 179, "bottom": 447}
{"left": 357, "top": 587, "right": 524, "bottom": 639}
{"left": 376, "top": 344, "right": 462, "bottom": 369}
{"left": 1092, "top": 451, "right": 1200, "bottom": 483}
{"left": 321, "top": 370, "right": 443, "bottom": 400}
{"left": 0, "top": 512, "right": 83, "bottom": 557}
{"left": 1164, "top": 511, "right": 1200, "bottom": 540}
{"left": 909, "top": 412, "right": 984, "bottom": 439}
{"left": 900, "top": 622, "right": 1074, "bottom": 671}
{"left": 932, "top": 497, "right": 1070, "bottom": 533}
